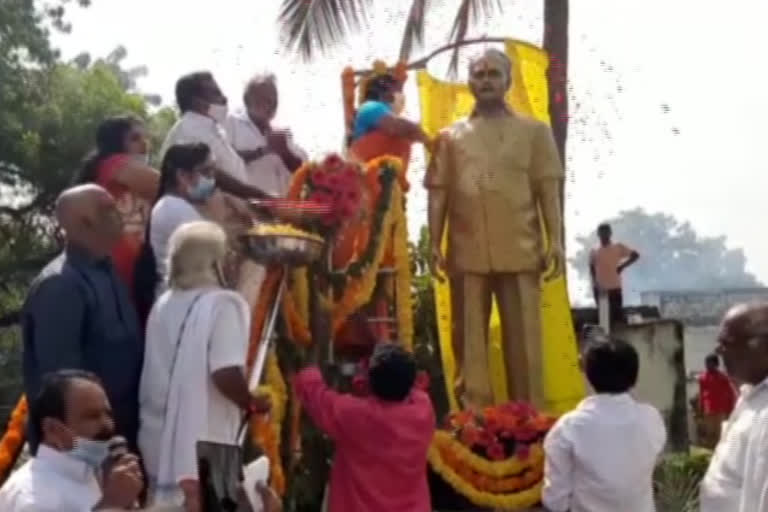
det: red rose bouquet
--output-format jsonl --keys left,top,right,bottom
{"left": 306, "top": 154, "right": 364, "bottom": 229}
{"left": 445, "top": 402, "right": 556, "bottom": 461}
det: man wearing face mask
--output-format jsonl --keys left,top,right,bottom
{"left": 224, "top": 73, "right": 307, "bottom": 198}
{"left": 160, "top": 71, "right": 274, "bottom": 308}
{"left": 162, "top": 72, "right": 247, "bottom": 186}
{"left": 22, "top": 185, "right": 144, "bottom": 454}
{"left": 0, "top": 370, "right": 143, "bottom": 511}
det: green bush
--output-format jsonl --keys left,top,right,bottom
{"left": 654, "top": 450, "right": 712, "bottom": 512}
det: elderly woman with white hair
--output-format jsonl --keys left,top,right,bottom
{"left": 138, "top": 220, "right": 269, "bottom": 508}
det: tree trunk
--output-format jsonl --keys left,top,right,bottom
{"left": 543, "top": 0, "right": 569, "bottom": 247}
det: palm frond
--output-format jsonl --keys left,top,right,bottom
{"left": 446, "top": 0, "right": 504, "bottom": 76}
{"left": 398, "top": 0, "right": 432, "bottom": 62}
{"left": 278, "top": 0, "right": 374, "bottom": 59}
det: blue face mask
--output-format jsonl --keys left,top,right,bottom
{"left": 69, "top": 437, "right": 110, "bottom": 468}
{"left": 188, "top": 175, "right": 216, "bottom": 202}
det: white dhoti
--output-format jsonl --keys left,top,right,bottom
{"left": 139, "top": 289, "right": 250, "bottom": 507}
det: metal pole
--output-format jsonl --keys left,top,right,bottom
{"left": 249, "top": 267, "right": 288, "bottom": 391}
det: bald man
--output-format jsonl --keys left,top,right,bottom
{"left": 426, "top": 48, "right": 564, "bottom": 409}
{"left": 21, "top": 184, "right": 143, "bottom": 452}
{"left": 224, "top": 73, "right": 307, "bottom": 197}
{"left": 700, "top": 303, "right": 768, "bottom": 512}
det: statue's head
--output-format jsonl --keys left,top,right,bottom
{"left": 468, "top": 48, "right": 512, "bottom": 103}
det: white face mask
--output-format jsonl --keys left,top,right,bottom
{"left": 207, "top": 103, "right": 229, "bottom": 123}
{"left": 69, "top": 437, "right": 111, "bottom": 468}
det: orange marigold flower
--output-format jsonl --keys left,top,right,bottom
{"left": 459, "top": 425, "right": 480, "bottom": 447}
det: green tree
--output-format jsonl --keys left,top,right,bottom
{"left": 0, "top": 1, "right": 176, "bottom": 425}
{"left": 0, "top": 60, "right": 174, "bottom": 325}
{"left": 570, "top": 208, "right": 762, "bottom": 301}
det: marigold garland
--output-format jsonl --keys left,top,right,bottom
{"left": 251, "top": 351, "right": 288, "bottom": 496}
{"left": 290, "top": 268, "right": 310, "bottom": 325}
{"left": 282, "top": 155, "right": 412, "bottom": 347}
{"left": 341, "top": 66, "right": 357, "bottom": 134}
{"left": 437, "top": 442, "right": 544, "bottom": 494}
{"left": 282, "top": 290, "right": 311, "bottom": 347}
{"left": 428, "top": 440, "right": 544, "bottom": 510}
{"left": 331, "top": 183, "right": 398, "bottom": 334}
{"left": 431, "top": 430, "right": 544, "bottom": 478}
{"left": 391, "top": 184, "right": 413, "bottom": 349}
{"left": 0, "top": 396, "right": 27, "bottom": 483}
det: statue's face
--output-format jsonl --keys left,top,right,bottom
{"left": 468, "top": 58, "right": 509, "bottom": 102}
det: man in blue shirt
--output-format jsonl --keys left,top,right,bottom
{"left": 22, "top": 184, "right": 144, "bottom": 453}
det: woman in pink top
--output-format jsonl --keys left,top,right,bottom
{"left": 294, "top": 344, "right": 435, "bottom": 512}
{"left": 76, "top": 116, "right": 160, "bottom": 299}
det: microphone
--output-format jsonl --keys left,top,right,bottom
{"left": 106, "top": 436, "right": 142, "bottom": 509}
{"left": 107, "top": 435, "right": 128, "bottom": 462}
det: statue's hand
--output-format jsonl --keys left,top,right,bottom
{"left": 429, "top": 244, "right": 447, "bottom": 283}
{"left": 544, "top": 242, "right": 565, "bottom": 281}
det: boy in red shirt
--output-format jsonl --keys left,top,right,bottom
{"left": 294, "top": 344, "right": 435, "bottom": 512}
{"left": 698, "top": 353, "right": 736, "bottom": 448}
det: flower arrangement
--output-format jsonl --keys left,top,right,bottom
{"left": 446, "top": 402, "right": 555, "bottom": 461}
{"left": 282, "top": 154, "right": 412, "bottom": 351}
{"left": 428, "top": 402, "right": 557, "bottom": 510}
{"left": 302, "top": 154, "right": 364, "bottom": 229}
{"left": 245, "top": 153, "right": 414, "bottom": 496}
{"left": 0, "top": 396, "right": 27, "bottom": 484}
{"left": 251, "top": 351, "right": 288, "bottom": 496}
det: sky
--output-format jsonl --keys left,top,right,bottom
{"left": 52, "top": 0, "right": 768, "bottom": 303}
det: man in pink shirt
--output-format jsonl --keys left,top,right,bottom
{"left": 589, "top": 223, "right": 639, "bottom": 325}
{"left": 294, "top": 344, "right": 435, "bottom": 512}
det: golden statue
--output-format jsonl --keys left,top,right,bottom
{"left": 425, "top": 49, "right": 565, "bottom": 409}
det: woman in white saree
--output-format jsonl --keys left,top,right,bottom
{"left": 138, "top": 220, "right": 269, "bottom": 508}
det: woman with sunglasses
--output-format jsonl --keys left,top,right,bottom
{"left": 75, "top": 115, "right": 160, "bottom": 299}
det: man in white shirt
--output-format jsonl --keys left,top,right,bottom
{"left": 139, "top": 221, "right": 270, "bottom": 508}
{"left": 0, "top": 369, "right": 143, "bottom": 511}
{"left": 224, "top": 73, "right": 307, "bottom": 197}
{"left": 160, "top": 71, "right": 272, "bottom": 307}
{"left": 160, "top": 72, "right": 272, "bottom": 215}
{"left": 700, "top": 303, "right": 768, "bottom": 512}
{"left": 542, "top": 339, "right": 667, "bottom": 512}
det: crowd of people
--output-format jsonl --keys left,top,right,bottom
{"left": 1, "top": 63, "right": 768, "bottom": 512}
{"left": 0, "top": 68, "right": 433, "bottom": 511}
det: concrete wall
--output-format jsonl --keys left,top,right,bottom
{"left": 641, "top": 288, "right": 768, "bottom": 326}
{"left": 613, "top": 320, "right": 689, "bottom": 452}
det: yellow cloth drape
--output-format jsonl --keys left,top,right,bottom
{"left": 418, "top": 40, "right": 585, "bottom": 414}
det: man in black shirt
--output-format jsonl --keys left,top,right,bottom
{"left": 22, "top": 184, "right": 143, "bottom": 452}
